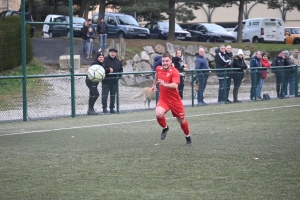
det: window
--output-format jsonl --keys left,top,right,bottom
{"left": 107, "top": 16, "right": 116, "bottom": 25}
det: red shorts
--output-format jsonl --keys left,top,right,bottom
{"left": 157, "top": 100, "right": 185, "bottom": 119}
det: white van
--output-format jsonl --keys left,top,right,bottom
{"left": 232, "top": 18, "right": 285, "bottom": 43}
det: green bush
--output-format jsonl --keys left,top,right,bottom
{"left": 0, "top": 16, "right": 33, "bottom": 72}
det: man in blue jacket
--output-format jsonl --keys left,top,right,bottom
{"left": 195, "top": 48, "right": 210, "bottom": 106}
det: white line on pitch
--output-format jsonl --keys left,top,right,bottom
{"left": 1, "top": 104, "right": 299, "bottom": 137}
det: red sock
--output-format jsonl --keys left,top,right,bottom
{"left": 157, "top": 115, "right": 167, "bottom": 128}
{"left": 180, "top": 120, "right": 190, "bottom": 137}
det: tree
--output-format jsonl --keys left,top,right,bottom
{"left": 191, "top": 0, "right": 265, "bottom": 43}
{"left": 267, "top": 0, "right": 300, "bottom": 20}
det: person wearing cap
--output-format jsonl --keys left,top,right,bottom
{"left": 231, "top": 49, "right": 248, "bottom": 102}
{"left": 102, "top": 48, "right": 123, "bottom": 114}
{"left": 97, "top": 18, "right": 108, "bottom": 52}
{"left": 256, "top": 52, "right": 271, "bottom": 100}
{"left": 86, "top": 53, "right": 113, "bottom": 115}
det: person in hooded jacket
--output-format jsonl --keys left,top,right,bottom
{"left": 172, "top": 49, "right": 188, "bottom": 99}
{"left": 249, "top": 51, "right": 262, "bottom": 100}
{"left": 231, "top": 49, "right": 248, "bottom": 102}
{"left": 153, "top": 55, "right": 162, "bottom": 99}
{"left": 214, "top": 44, "right": 231, "bottom": 104}
{"left": 271, "top": 50, "right": 290, "bottom": 98}
{"left": 86, "top": 53, "right": 113, "bottom": 115}
{"left": 102, "top": 48, "right": 123, "bottom": 114}
{"left": 257, "top": 52, "right": 271, "bottom": 100}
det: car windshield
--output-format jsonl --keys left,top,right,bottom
{"left": 73, "top": 17, "right": 85, "bottom": 24}
{"left": 205, "top": 24, "right": 227, "bottom": 32}
{"left": 159, "top": 22, "right": 183, "bottom": 31}
{"left": 116, "top": 15, "right": 139, "bottom": 26}
{"left": 291, "top": 28, "right": 300, "bottom": 34}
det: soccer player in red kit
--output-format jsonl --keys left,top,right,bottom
{"left": 151, "top": 52, "right": 192, "bottom": 145}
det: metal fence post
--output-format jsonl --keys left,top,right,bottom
{"left": 21, "top": 0, "right": 27, "bottom": 121}
{"left": 69, "top": 0, "right": 75, "bottom": 117}
{"left": 191, "top": 71, "right": 195, "bottom": 107}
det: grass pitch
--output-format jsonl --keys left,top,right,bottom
{"left": 0, "top": 98, "right": 299, "bottom": 199}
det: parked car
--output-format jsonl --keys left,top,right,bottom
{"left": 0, "top": 10, "right": 35, "bottom": 37}
{"left": 42, "top": 14, "right": 68, "bottom": 38}
{"left": 188, "top": 23, "right": 235, "bottom": 43}
{"left": 144, "top": 21, "right": 191, "bottom": 41}
{"left": 42, "top": 15, "right": 85, "bottom": 38}
{"left": 285, "top": 27, "right": 300, "bottom": 44}
{"left": 92, "top": 12, "right": 150, "bottom": 39}
{"left": 66, "top": 16, "right": 85, "bottom": 37}
{"left": 232, "top": 18, "right": 285, "bottom": 43}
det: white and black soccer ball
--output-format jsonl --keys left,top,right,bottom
{"left": 87, "top": 64, "right": 106, "bottom": 83}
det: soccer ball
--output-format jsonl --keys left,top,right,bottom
{"left": 87, "top": 64, "right": 106, "bottom": 83}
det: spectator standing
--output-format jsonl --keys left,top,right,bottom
{"left": 153, "top": 55, "right": 162, "bottom": 99}
{"left": 257, "top": 52, "right": 271, "bottom": 100}
{"left": 231, "top": 49, "right": 248, "bottom": 103}
{"left": 250, "top": 51, "right": 262, "bottom": 100}
{"left": 86, "top": 53, "right": 113, "bottom": 115}
{"left": 225, "top": 45, "right": 233, "bottom": 103}
{"left": 214, "top": 44, "right": 232, "bottom": 104}
{"left": 81, "top": 21, "right": 88, "bottom": 55}
{"left": 86, "top": 27, "right": 95, "bottom": 59}
{"left": 151, "top": 52, "right": 192, "bottom": 145}
{"left": 87, "top": 19, "right": 96, "bottom": 53}
{"left": 97, "top": 18, "right": 108, "bottom": 52}
{"left": 172, "top": 49, "right": 188, "bottom": 99}
{"left": 195, "top": 48, "right": 210, "bottom": 106}
{"left": 102, "top": 48, "right": 123, "bottom": 114}
{"left": 271, "top": 50, "right": 290, "bottom": 98}
{"left": 283, "top": 51, "right": 294, "bottom": 97}
{"left": 289, "top": 49, "right": 300, "bottom": 93}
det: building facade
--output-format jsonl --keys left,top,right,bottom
{"left": 0, "top": 0, "right": 20, "bottom": 12}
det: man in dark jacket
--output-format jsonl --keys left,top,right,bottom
{"left": 214, "top": 44, "right": 231, "bottom": 104}
{"left": 225, "top": 45, "right": 233, "bottom": 102}
{"left": 195, "top": 48, "right": 210, "bottom": 106}
{"left": 153, "top": 55, "right": 162, "bottom": 100}
{"left": 271, "top": 50, "right": 290, "bottom": 98}
{"left": 97, "top": 18, "right": 108, "bottom": 52}
{"left": 81, "top": 21, "right": 88, "bottom": 54}
{"left": 86, "top": 53, "right": 112, "bottom": 115}
{"left": 250, "top": 51, "right": 262, "bottom": 100}
{"left": 102, "top": 48, "right": 123, "bottom": 114}
{"left": 283, "top": 50, "right": 294, "bottom": 97}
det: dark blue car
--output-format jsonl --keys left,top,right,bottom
{"left": 145, "top": 21, "right": 191, "bottom": 41}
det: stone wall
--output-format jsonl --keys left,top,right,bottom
{"left": 120, "top": 42, "right": 253, "bottom": 86}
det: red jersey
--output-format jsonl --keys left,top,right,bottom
{"left": 156, "top": 65, "right": 181, "bottom": 103}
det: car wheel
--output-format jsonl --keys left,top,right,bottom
{"left": 252, "top": 37, "right": 259, "bottom": 43}
{"left": 294, "top": 39, "right": 300, "bottom": 44}
{"left": 118, "top": 32, "right": 125, "bottom": 39}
